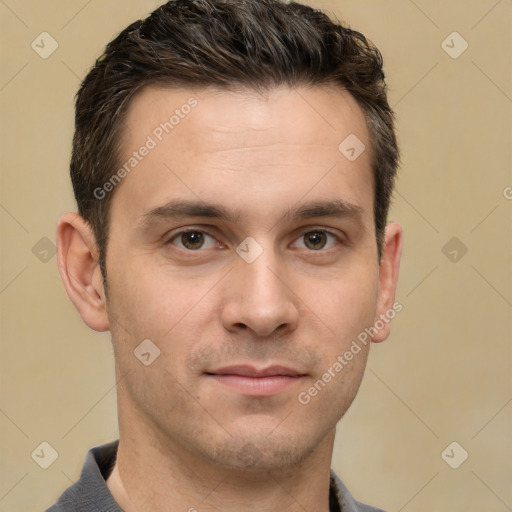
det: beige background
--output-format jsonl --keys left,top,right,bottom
{"left": 1, "top": 0, "right": 511, "bottom": 510}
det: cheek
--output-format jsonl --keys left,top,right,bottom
{"left": 106, "top": 258, "right": 204, "bottom": 340}
{"left": 296, "top": 276, "right": 376, "bottom": 421}
{"left": 105, "top": 258, "right": 222, "bottom": 392}
{"left": 296, "top": 348, "right": 369, "bottom": 430}
{"left": 106, "top": 265, "right": 207, "bottom": 418}
{"left": 307, "top": 261, "right": 379, "bottom": 345}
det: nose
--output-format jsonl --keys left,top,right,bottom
{"left": 220, "top": 250, "right": 300, "bottom": 338}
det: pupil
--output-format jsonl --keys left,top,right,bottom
{"left": 305, "top": 231, "right": 326, "bottom": 250}
{"left": 182, "top": 231, "right": 204, "bottom": 249}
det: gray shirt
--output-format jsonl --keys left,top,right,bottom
{"left": 45, "top": 440, "right": 386, "bottom": 512}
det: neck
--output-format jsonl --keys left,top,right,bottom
{"left": 107, "top": 399, "right": 336, "bottom": 512}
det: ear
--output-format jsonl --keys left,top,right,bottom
{"left": 56, "top": 212, "right": 110, "bottom": 332}
{"left": 371, "top": 221, "right": 402, "bottom": 343}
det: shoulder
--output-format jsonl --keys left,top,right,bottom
{"left": 330, "top": 469, "right": 387, "bottom": 512}
{"left": 44, "top": 440, "right": 121, "bottom": 512}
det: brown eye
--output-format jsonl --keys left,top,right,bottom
{"left": 169, "top": 230, "right": 219, "bottom": 251}
{"left": 303, "top": 231, "right": 328, "bottom": 250}
{"left": 292, "top": 230, "right": 339, "bottom": 251}
{"left": 180, "top": 231, "right": 205, "bottom": 250}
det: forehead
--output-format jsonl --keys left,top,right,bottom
{"left": 122, "top": 84, "right": 369, "bottom": 153}
{"left": 113, "top": 84, "right": 374, "bottom": 228}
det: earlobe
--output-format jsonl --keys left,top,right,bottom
{"left": 56, "top": 212, "right": 110, "bottom": 332}
{"left": 371, "top": 221, "right": 403, "bottom": 343}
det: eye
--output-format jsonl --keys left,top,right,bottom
{"left": 168, "top": 230, "right": 219, "bottom": 250}
{"left": 293, "top": 230, "right": 339, "bottom": 251}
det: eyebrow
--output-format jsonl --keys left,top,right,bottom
{"left": 139, "top": 198, "right": 365, "bottom": 228}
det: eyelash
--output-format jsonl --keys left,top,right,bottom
{"left": 166, "top": 227, "right": 343, "bottom": 252}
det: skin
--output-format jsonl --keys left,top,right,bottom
{"left": 57, "top": 84, "right": 402, "bottom": 512}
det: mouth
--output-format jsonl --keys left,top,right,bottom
{"left": 204, "top": 365, "right": 307, "bottom": 397}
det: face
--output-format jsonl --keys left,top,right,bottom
{"left": 100, "top": 85, "right": 393, "bottom": 470}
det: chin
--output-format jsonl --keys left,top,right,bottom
{"left": 198, "top": 427, "right": 321, "bottom": 471}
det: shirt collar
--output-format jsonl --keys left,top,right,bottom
{"left": 47, "top": 440, "right": 385, "bottom": 512}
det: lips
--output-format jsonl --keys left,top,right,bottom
{"left": 205, "top": 365, "right": 307, "bottom": 396}
{"left": 206, "top": 365, "right": 305, "bottom": 378}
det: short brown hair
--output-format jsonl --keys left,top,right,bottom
{"left": 70, "top": 0, "right": 399, "bottom": 276}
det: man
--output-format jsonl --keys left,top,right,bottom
{"left": 49, "top": 0, "right": 402, "bottom": 510}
